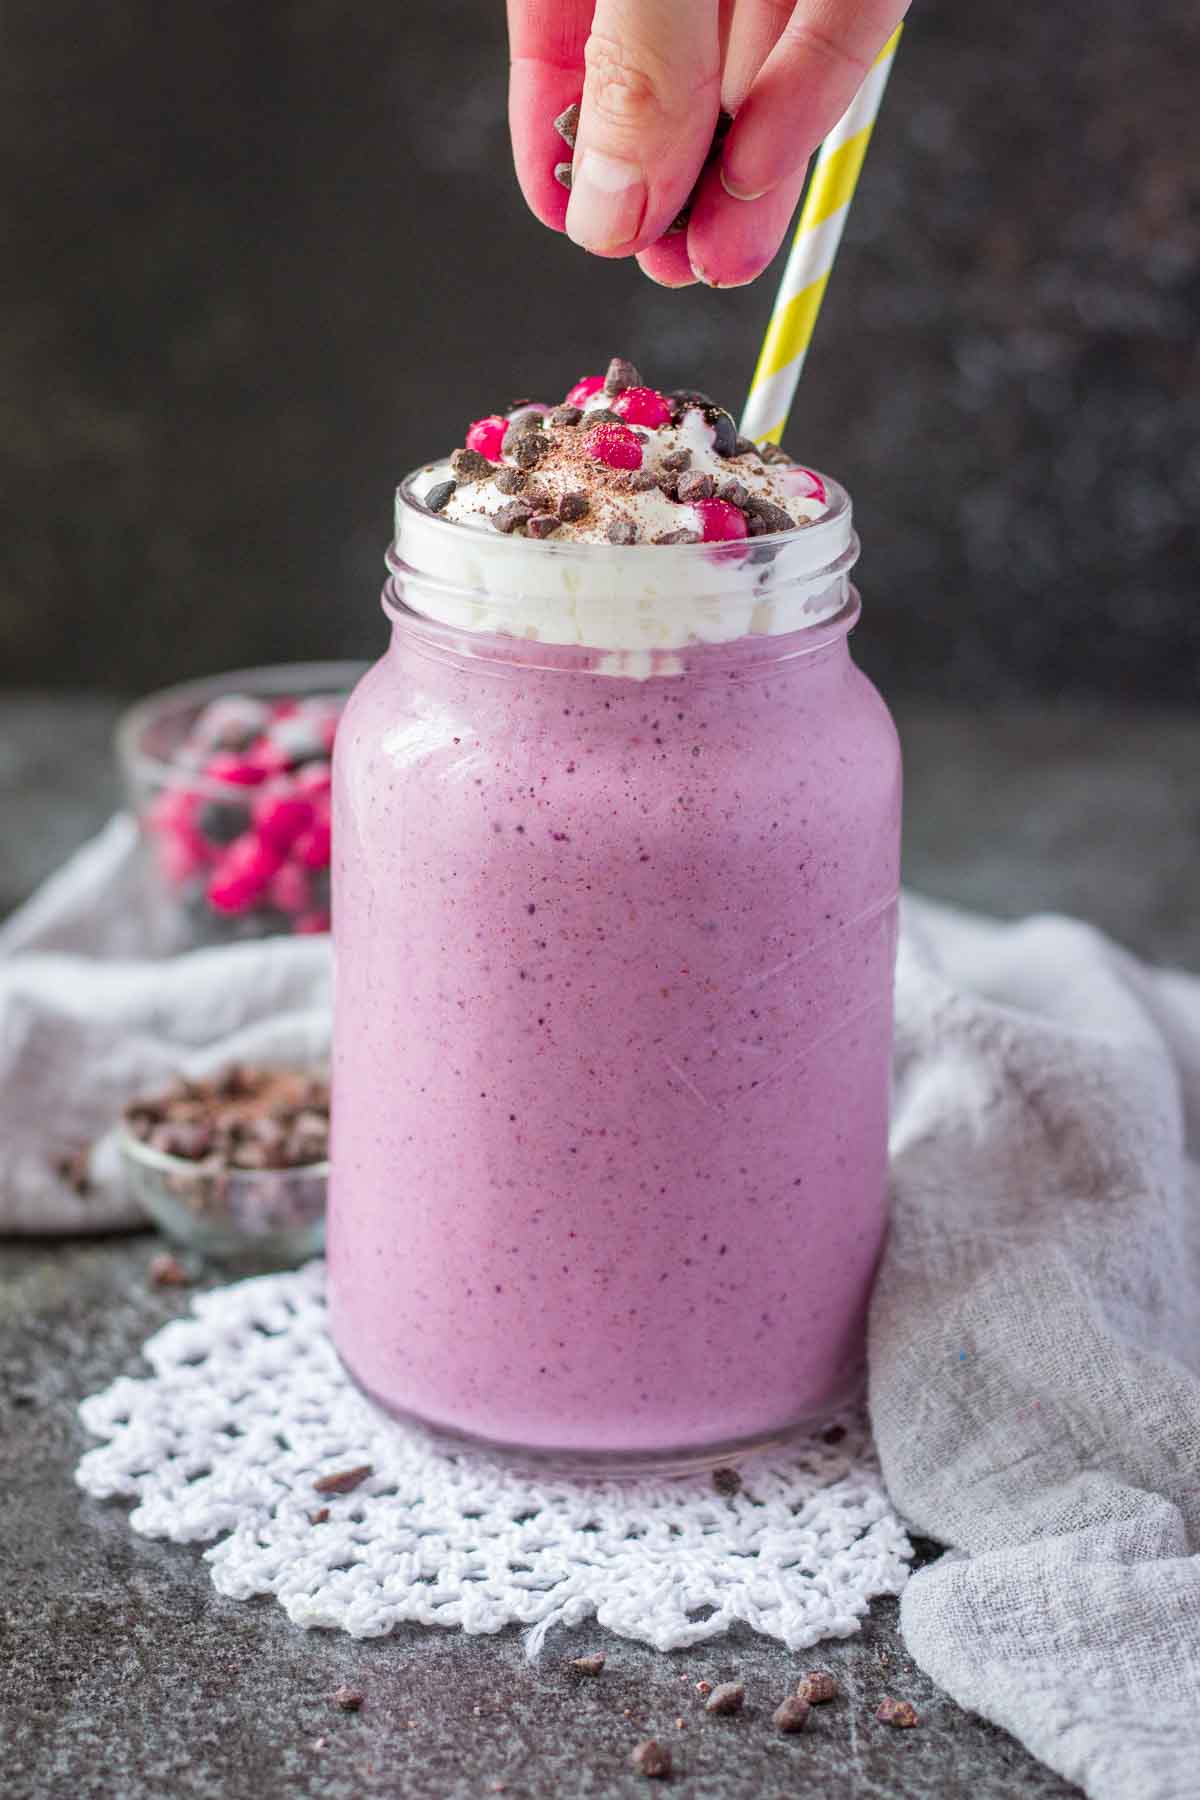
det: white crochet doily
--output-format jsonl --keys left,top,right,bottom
{"left": 76, "top": 1261, "right": 912, "bottom": 1654}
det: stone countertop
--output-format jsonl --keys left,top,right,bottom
{"left": 5, "top": 692, "right": 1198, "bottom": 1800}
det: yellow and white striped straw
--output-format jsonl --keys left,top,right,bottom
{"left": 740, "top": 24, "right": 903, "bottom": 446}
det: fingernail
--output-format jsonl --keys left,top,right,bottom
{"left": 565, "top": 150, "right": 646, "bottom": 252}
{"left": 720, "top": 166, "right": 770, "bottom": 203}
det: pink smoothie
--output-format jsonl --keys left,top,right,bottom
{"left": 328, "top": 604, "right": 900, "bottom": 1460}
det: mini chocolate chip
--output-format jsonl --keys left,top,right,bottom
{"left": 548, "top": 405, "right": 583, "bottom": 427}
{"left": 494, "top": 466, "right": 527, "bottom": 495}
{"left": 717, "top": 479, "right": 750, "bottom": 509}
{"left": 745, "top": 514, "right": 769, "bottom": 537}
{"left": 709, "top": 410, "right": 739, "bottom": 457}
{"left": 734, "top": 436, "right": 760, "bottom": 457}
{"left": 759, "top": 442, "right": 793, "bottom": 465}
{"left": 553, "top": 102, "right": 580, "bottom": 148}
{"left": 652, "top": 529, "right": 702, "bottom": 545}
{"left": 666, "top": 204, "right": 690, "bottom": 235}
{"left": 511, "top": 432, "right": 549, "bottom": 470}
{"left": 743, "top": 497, "right": 794, "bottom": 533}
{"left": 625, "top": 470, "right": 659, "bottom": 492}
{"left": 797, "top": 1672, "right": 839, "bottom": 1705}
{"left": 604, "top": 356, "right": 641, "bottom": 395}
{"left": 309, "top": 1507, "right": 330, "bottom": 1525}
{"left": 584, "top": 407, "right": 624, "bottom": 429}
{"left": 660, "top": 448, "right": 692, "bottom": 473}
{"left": 606, "top": 519, "right": 639, "bottom": 545}
{"left": 333, "top": 1686, "right": 364, "bottom": 1712}
{"left": 876, "top": 1697, "right": 920, "bottom": 1728}
{"left": 676, "top": 470, "right": 715, "bottom": 503}
{"left": 558, "top": 492, "right": 590, "bottom": 522}
{"left": 494, "top": 500, "right": 535, "bottom": 534}
{"left": 313, "top": 1464, "right": 373, "bottom": 1496}
{"left": 424, "top": 479, "right": 456, "bottom": 514}
{"left": 569, "top": 1653, "right": 606, "bottom": 1676}
{"left": 553, "top": 162, "right": 573, "bottom": 190}
{"left": 149, "top": 1252, "right": 189, "bottom": 1289}
{"left": 656, "top": 474, "right": 680, "bottom": 500}
{"left": 450, "top": 446, "right": 494, "bottom": 481}
{"left": 711, "top": 1466, "right": 742, "bottom": 1496}
{"left": 527, "top": 512, "right": 561, "bottom": 538}
{"left": 705, "top": 1682, "right": 745, "bottom": 1715}
{"left": 630, "top": 1739, "right": 672, "bottom": 1779}
{"left": 773, "top": 1696, "right": 811, "bottom": 1734}
{"left": 149, "top": 1121, "right": 214, "bottom": 1160}
{"left": 508, "top": 404, "right": 548, "bottom": 430}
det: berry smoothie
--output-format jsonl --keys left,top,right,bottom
{"left": 328, "top": 359, "right": 901, "bottom": 1467}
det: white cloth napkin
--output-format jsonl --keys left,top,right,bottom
{"left": 4, "top": 820, "right": 1200, "bottom": 1794}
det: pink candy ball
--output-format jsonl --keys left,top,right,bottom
{"left": 612, "top": 386, "right": 672, "bottom": 429}
{"left": 465, "top": 415, "right": 509, "bottom": 463}
{"left": 565, "top": 375, "right": 605, "bottom": 407}
{"left": 693, "top": 499, "right": 749, "bottom": 543}
{"left": 586, "top": 423, "right": 643, "bottom": 471}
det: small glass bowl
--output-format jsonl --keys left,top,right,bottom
{"left": 116, "top": 659, "right": 364, "bottom": 954}
{"left": 118, "top": 1124, "right": 327, "bottom": 1268}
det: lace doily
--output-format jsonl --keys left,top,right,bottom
{"left": 76, "top": 1261, "right": 912, "bottom": 1654}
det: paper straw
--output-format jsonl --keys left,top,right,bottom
{"left": 740, "top": 24, "right": 903, "bottom": 446}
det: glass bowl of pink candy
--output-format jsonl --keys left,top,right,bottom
{"left": 116, "top": 662, "right": 364, "bottom": 951}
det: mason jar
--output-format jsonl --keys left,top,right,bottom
{"left": 328, "top": 473, "right": 901, "bottom": 1472}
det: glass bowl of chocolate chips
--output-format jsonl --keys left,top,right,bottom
{"left": 119, "top": 1064, "right": 329, "bottom": 1265}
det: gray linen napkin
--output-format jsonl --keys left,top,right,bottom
{"left": 875, "top": 897, "right": 1200, "bottom": 1800}
{"left": 5, "top": 824, "right": 1200, "bottom": 1794}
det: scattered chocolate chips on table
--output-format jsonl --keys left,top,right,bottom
{"left": 333, "top": 1686, "right": 364, "bottom": 1712}
{"left": 568, "top": 1652, "right": 607, "bottom": 1676}
{"left": 704, "top": 1681, "right": 746, "bottom": 1716}
{"left": 55, "top": 1147, "right": 92, "bottom": 1197}
{"left": 149, "top": 1251, "right": 189, "bottom": 1288}
{"left": 630, "top": 1739, "right": 672, "bottom": 1779}
{"left": 313, "top": 1464, "right": 373, "bottom": 1496}
{"left": 797, "top": 1671, "right": 839, "bottom": 1704}
{"left": 876, "top": 1696, "right": 920, "bottom": 1728}
{"left": 772, "top": 1695, "right": 812, "bottom": 1734}
{"left": 711, "top": 1465, "right": 742, "bottom": 1496}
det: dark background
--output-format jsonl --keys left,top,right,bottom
{"left": 1, "top": 0, "right": 1197, "bottom": 703}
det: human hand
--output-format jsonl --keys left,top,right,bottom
{"left": 507, "top": 0, "right": 909, "bottom": 289}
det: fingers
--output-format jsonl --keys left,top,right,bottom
{"left": 635, "top": 232, "right": 699, "bottom": 287}
{"left": 685, "top": 156, "right": 809, "bottom": 288}
{"left": 720, "top": 0, "right": 792, "bottom": 111}
{"left": 507, "top": 0, "right": 594, "bottom": 230}
{"left": 720, "top": 0, "right": 908, "bottom": 202}
{"left": 566, "top": 0, "right": 722, "bottom": 257}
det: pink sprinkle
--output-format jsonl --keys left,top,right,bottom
{"left": 202, "top": 752, "right": 270, "bottom": 788}
{"left": 693, "top": 499, "right": 748, "bottom": 542}
{"left": 292, "top": 818, "right": 332, "bottom": 870}
{"left": 252, "top": 789, "right": 315, "bottom": 853}
{"left": 294, "top": 762, "right": 333, "bottom": 796}
{"left": 465, "top": 414, "right": 509, "bottom": 463}
{"left": 613, "top": 386, "right": 672, "bottom": 428}
{"left": 586, "top": 423, "right": 643, "bottom": 471}
{"left": 207, "top": 833, "right": 284, "bottom": 913}
{"left": 565, "top": 374, "right": 605, "bottom": 407}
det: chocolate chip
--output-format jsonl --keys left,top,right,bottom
{"left": 625, "top": 470, "right": 659, "bottom": 492}
{"left": 584, "top": 407, "right": 624, "bottom": 429}
{"left": 630, "top": 1739, "right": 672, "bottom": 1779}
{"left": 652, "top": 530, "right": 702, "bottom": 545}
{"left": 493, "top": 500, "right": 535, "bottom": 534}
{"left": 745, "top": 514, "right": 768, "bottom": 537}
{"left": 553, "top": 162, "right": 573, "bottom": 190}
{"left": 709, "top": 409, "right": 739, "bottom": 457}
{"left": 450, "top": 446, "right": 494, "bottom": 481}
{"left": 424, "top": 479, "right": 456, "bottom": 514}
{"left": 527, "top": 512, "right": 561, "bottom": 538}
{"left": 333, "top": 1686, "right": 364, "bottom": 1712}
{"left": 494, "top": 466, "right": 527, "bottom": 495}
{"left": 606, "top": 519, "right": 639, "bottom": 545}
{"left": 659, "top": 449, "right": 692, "bottom": 473}
{"left": 711, "top": 1466, "right": 742, "bottom": 1496}
{"left": 149, "top": 1251, "right": 189, "bottom": 1288}
{"left": 734, "top": 436, "right": 760, "bottom": 457}
{"left": 553, "top": 102, "right": 580, "bottom": 147}
{"left": 569, "top": 1653, "right": 606, "bottom": 1676}
{"left": 511, "top": 432, "right": 549, "bottom": 471}
{"left": 759, "top": 442, "right": 793, "bottom": 465}
{"left": 309, "top": 1507, "right": 330, "bottom": 1525}
{"left": 604, "top": 356, "right": 641, "bottom": 396}
{"left": 149, "top": 1120, "right": 214, "bottom": 1160}
{"left": 558, "top": 492, "right": 590, "bottom": 522}
{"left": 705, "top": 1682, "right": 745, "bottom": 1715}
{"left": 656, "top": 474, "right": 680, "bottom": 500}
{"left": 717, "top": 479, "right": 750, "bottom": 509}
{"left": 676, "top": 471, "right": 715, "bottom": 503}
{"left": 876, "top": 1697, "right": 919, "bottom": 1728}
{"left": 548, "top": 405, "right": 582, "bottom": 427}
{"left": 773, "top": 1696, "right": 811, "bottom": 1734}
{"left": 313, "top": 1464, "right": 373, "bottom": 1496}
{"left": 797, "top": 1672, "right": 839, "bottom": 1705}
{"left": 743, "top": 497, "right": 794, "bottom": 533}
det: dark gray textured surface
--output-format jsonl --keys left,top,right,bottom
{"left": 6, "top": 692, "right": 1198, "bottom": 1797}
{"left": 2, "top": 0, "right": 1198, "bottom": 700}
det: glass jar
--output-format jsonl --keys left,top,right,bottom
{"left": 328, "top": 476, "right": 901, "bottom": 1473}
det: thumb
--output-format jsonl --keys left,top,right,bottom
{"left": 566, "top": 0, "right": 721, "bottom": 257}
